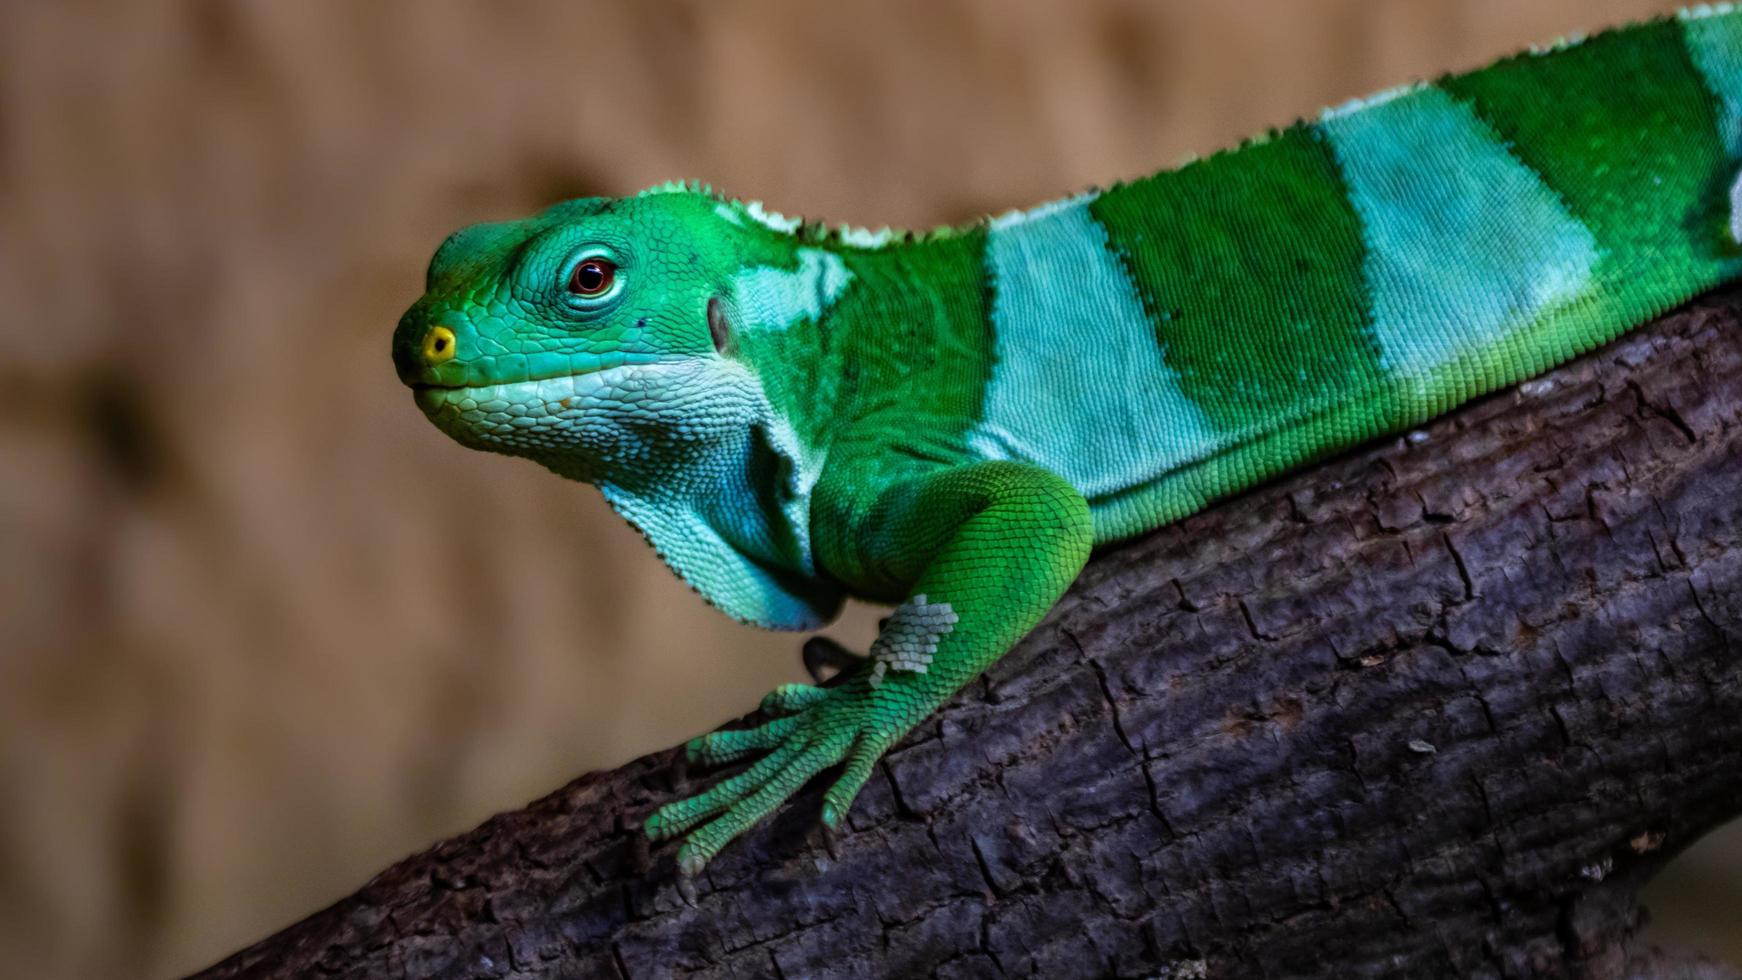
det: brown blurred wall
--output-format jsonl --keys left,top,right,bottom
{"left": 0, "top": 2, "right": 1734, "bottom": 977}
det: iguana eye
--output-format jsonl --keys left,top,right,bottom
{"left": 567, "top": 258, "right": 616, "bottom": 297}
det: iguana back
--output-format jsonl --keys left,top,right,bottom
{"left": 723, "top": 8, "right": 1742, "bottom": 543}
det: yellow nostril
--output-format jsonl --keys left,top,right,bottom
{"left": 422, "top": 325, "right": 457, "bottom": 365}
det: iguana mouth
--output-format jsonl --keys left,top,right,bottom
{"left": 402, "top": 350, "right": 679, "bottom": 394}
{"left": 410, "top": 375, "right": 591, "bottom": 436}
{"left": 408, "top": 356, "right": 713, "bottom": 415}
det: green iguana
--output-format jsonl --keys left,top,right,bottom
{"left": 391, "top": 7, "right": 1742, "bottom": 876}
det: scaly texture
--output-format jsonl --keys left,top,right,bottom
{"left": 390, "top": 7, "right": 1742, "bottom": 873}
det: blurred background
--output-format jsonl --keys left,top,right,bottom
{"left": 1, "top": 1, "right": 1736, "bottom": 977}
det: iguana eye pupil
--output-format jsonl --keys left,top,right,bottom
{"left": 568, "top": 259, "right": 615, "bottom": 297}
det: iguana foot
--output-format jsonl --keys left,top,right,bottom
{"left": 642, "top": 673, "right": 908, "bottom": 876}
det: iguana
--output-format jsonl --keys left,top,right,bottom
{"left": 391, "top": 7, "right": 1742, "bottom": 876}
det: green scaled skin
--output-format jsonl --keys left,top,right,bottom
{"left": 393, "top": 8, "right": 1742, "bottom": 876}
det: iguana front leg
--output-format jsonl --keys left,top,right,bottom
{"left": 643, "top": 460, "right": 1092, "bottom": 874}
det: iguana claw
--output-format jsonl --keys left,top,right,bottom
{"left": 644, "top": 671, "right": 903, "bottom": 875}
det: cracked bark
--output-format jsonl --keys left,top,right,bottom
{"left": 190, "top": 294, "right": 1742, "bottom": 980}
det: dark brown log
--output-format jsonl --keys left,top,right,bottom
{"left": 190, "top": 294, "right": 1742, "bottom": 980}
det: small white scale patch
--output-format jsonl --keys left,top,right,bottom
{"left": 1730, "top": 172, "right": 1742, "bottom": 244}
{"left": 639, "top": 179, "right": 711, "bottom": 197}
{"left": 1527, "top": 32, "right": 1588, "bottom": 56}
{"left": 987, "top": 190, "right": 1099, "bottom": 230}
{"left": 867, "top": 594, "right": 958, "bottom": 687}
{"left": 742, "top": 200, "right": 802, "bottom": 234}
{"left": 834, "top": 224, "right": 896, "bottom": 249}
{"left": 1680, "top": 3, "right": 1741, "bottom": 22}
{"left": 1321, "top": 81, "right": 1424, "bottom": 121}
{"left": 732, "top": 248, "right": 853, "bottom": 331}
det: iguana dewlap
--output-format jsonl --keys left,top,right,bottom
{"left": 392, "top": 8, "right": 1742, "bottom": 875}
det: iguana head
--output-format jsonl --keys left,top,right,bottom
{"left": 392, "top": 186, "right": 850, "bottom": 629}
{"left": 392, "top": 188, "right": 772, "bottom": 484}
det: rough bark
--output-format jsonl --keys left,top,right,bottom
{"left": 191, "top": 294, "right": 1742, "bottom": 980}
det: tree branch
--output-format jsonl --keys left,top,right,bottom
{"left": 191, "top": 294, "right": 1742, "bottom": 980}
